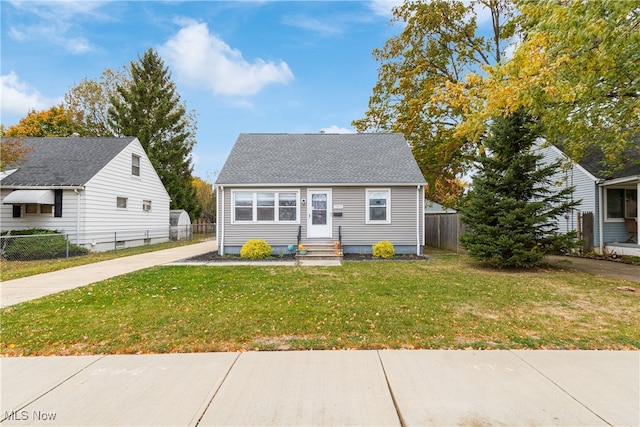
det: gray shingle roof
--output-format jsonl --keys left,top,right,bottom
{"left": 1, "top": 137, "right": 136, "bottom": 187}
{"left": 215, "top": 133, "right": 426, "bottom": 185}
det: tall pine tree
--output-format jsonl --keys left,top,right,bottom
{"left": 460, "top": 109, "right": 579, "bottom": 268}
{"left": 109, "top": 48, "right": 201, "bottom": 219}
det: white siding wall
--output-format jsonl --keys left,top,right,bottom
{"left": 83, "top": 139, "right": 170, "bottom": 242}
{"left": 536, "top": 144, "right": 599, "bottom": 241}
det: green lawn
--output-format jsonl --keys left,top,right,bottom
{"left": 1, "top": 253, "right": 638, "bottom": 356}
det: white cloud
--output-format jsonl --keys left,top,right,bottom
{"left": 159, "top": 19, "right": 294, "bottom": 97}
{"left": 7, "top": 1, "right": 104, "bottom": 54}
{"left": 368, "top": 0, "right": 403, "bottom": 18}
{"left": 0, "top": 72, "right": 60, "bottom": 118}
{"left": 320, "top": 125, "right": 354, "bottom": 134}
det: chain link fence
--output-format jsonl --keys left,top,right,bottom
{"left": 1, "top": 226, "right": 194, "bottom": 262}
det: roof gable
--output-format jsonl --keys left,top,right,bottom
{"left": 215, "top": 133, "right": 426, "bottom": 185}
{"left": 0, "top": 137, "right": 136, "bottom": 187}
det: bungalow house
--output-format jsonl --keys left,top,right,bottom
{"left": 537, "top": 142, "right": 639, "bottom": 256}
{"left": 1, "top": 136, "right": 170, "bottom": 251}
{"left": 215, "top": 133, "right": 427, "bottom": 256}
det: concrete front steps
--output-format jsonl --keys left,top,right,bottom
{"left": 296, "top": 242, "right": 343, "bottom": 266}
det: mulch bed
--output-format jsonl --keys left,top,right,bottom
{"left": 182, "top": 251, "right": 430, "bottom": 263}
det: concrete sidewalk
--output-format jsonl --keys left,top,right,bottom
{"left": 1, "top": 350, "right": 638, "bottom": 426}
{"left": 0, "top": 240, "right": 217, "bottom": 308}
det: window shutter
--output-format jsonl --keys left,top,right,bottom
{"left": 54, "top": 189, "right": 63, "bottom": 217}
{"left": 12, "top": 205, "right": 21, "bottom": 218}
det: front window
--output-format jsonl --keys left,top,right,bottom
{"left": 366, "top": 189, "right": 391, "bottom": 223}
{"left": 233, "top": 191, "right": 298, "bottom": 223}
{"left": 607, "top": 188, "right": 637, "bottom": 220}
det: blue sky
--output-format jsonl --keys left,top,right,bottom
{"left": 1, "top": 0, "right": 406, "bottom": 181}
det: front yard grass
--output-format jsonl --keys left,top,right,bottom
{"left": 1, "top": 253, "right": 638, "bottom": 355}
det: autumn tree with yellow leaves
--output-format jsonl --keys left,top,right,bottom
{"left": 356, "top": 0, "right": 639, "bottom": 205}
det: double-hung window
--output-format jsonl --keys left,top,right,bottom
{"left": 366, "top": 189, "right": 391, "bottom": 224}
{"left": 233, "top": 191, "right": 298, "bottom": 223}
{"left": 132, "top": 154, "right": 141, "bottom": 177}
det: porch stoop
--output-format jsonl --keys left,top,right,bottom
{"left": 296, "top": 243, "right": 343, "bottom": 266}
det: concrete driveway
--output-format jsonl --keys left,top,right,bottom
{"left": 0, "top": 240, "right": 217, "bottom": 308}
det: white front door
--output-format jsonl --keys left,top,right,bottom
{"left": 307, "top": 189, "right": 332, "bottom": 238}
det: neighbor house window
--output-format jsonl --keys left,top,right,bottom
{"left": 25, "top": 204, "right": 38, "bottom": 214}
{"left": 606, "top": 188, "right": 637, "bottom": 220}
{"left": 132, "top": 154, "right": 141, "bottom": 177}
{"left": 40, "top": 205, "right": 53, "bottom": 214}
{"left": 366, "top": 189, "right": 391, "bottom": 223}
{"left": 143, "top": 200, "right": 152, "bottom": 211}
{"left": 117, "top": 197, "right": 128, "bottom": 209}
{"left": 233, "top": 191, "right": 298, "bottom": 223}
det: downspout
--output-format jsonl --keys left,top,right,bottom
{"left": 598, "top": 185, "right": 604, "bottom": 254}
{"left": 74, "top": 189, "right": 81, "bottom": 245}
{"left": 416, "top": 185, "right": 421, "bottom": 255}
{"left": 219, "top": 186, "right": 224, "bottom": 255}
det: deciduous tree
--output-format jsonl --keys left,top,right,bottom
{"left": 109, "top": 48, "right": 201, "bottom": 219}
{"left": 3, "top": 105, "right": 85, "bottom": 137}
{"left": 64, "top": 67, "right": 129, "bottom": 137}
{"left": 353, "top": 0, "right": 516, "bottom": 206}
{"left": 472, "top": 0, "right": 640, "bottom": 175}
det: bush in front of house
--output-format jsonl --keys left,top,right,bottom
{"left": 240, "top": 239, "right": 272, "bottom": 260}
{"left": 372, "top": 240, "right": 395, "bottom": 259}
{"left": 1, "top": 229, "right": 89, "bottom": 261}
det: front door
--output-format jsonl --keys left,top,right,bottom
{"left": 307, "top": 189, "right": 332, "bottom": 238}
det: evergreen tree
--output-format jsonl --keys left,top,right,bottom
{"left": 109, "top": 48, "right": 201, "bottom": 219}
{"left": 460, "top": 109, "right": 579, "bottom": 268}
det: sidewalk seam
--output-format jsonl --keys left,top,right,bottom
{"left": 0, "top": 355, "right": 106, "bottom": 422}
{"left": 376, "top": 350, "right": 406, "bottom": 427}
{"left": 192, "top": 352, "right": 241, "bottom": 427}
{"left": 509, "top": 351, "right": 613, "bottom": 426}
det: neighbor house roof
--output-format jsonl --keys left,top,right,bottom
{"left": 552, "top": 141, "right": 640, "bottom": 180}
{"left": 215, "top": 133, "right": 426, "bottom": 186}
{"left": 0, "top": 137, "right": 136, "bottom": 187}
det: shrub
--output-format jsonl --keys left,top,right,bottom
{"left": 372, "top": 240, "right": 395, "bottom": 259}
{"left": 1, "top": 229, "right": 89, "bottom": 261}
{"left": 240, "top": 239, "right": 272, "bottom": 260}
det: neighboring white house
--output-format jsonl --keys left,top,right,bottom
{"left": 215, "top": 133, "right": 427, "bottom": 256}
{"left": 1, "top": 136, "right": 171, "bottom": 251}
{"left": 537, "top": 142, "right": 639, "bottom": 256}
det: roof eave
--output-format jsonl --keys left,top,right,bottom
{"left": 598, "top": 175, "right": 640, "bottom": 187}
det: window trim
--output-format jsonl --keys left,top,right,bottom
{"left": 232, "top": 190, "right": 300, "bottom": 224}
{"left": 366, "top": 188, "right": 391, "bottom": 224}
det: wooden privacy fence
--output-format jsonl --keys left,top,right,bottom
{"left": 425, "top": 211, "right": 592, "bottom": 254}
{"left": 192, "top": 219, "right": 216, "bottom": 235}
{"left": 424, "top": 213, "right": 466, "bottom": 253}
